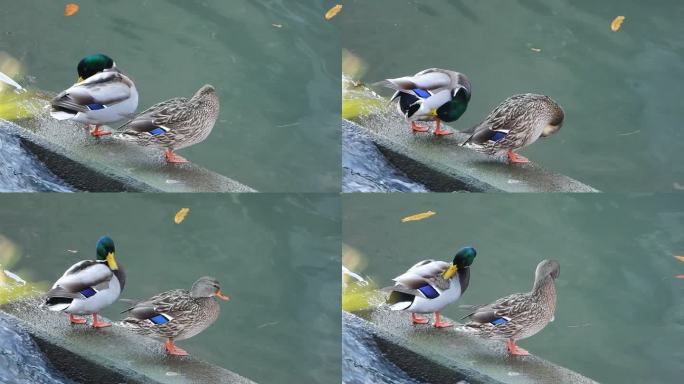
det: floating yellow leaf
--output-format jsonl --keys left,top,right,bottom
{"left": 174, "top": 208, "right": 190, "bottom": 224}
{"left": 401, "top": 210, "right": 436, "bottom": 223}
{"left": 64, "top": 3, "right": 79, "bottom": 17}
{"left": 610, "top": 16, "right": 625, "bottom": 32}
{"left": 674, "top": 255, "right": 684, "bottom": 262}
{"left": 325, "top": 4, "right": 342, "bottom": 20}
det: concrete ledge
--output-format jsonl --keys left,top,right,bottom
{"left": 344, "top": 81, "right": 597, "bottom": 193}
{"left": 0, "top": 94, "right": 255, "bottom": 192}
{"left": 347, "top": 307, "right": 598, "bottom": 384}
{"left": 1, "top": 297, "right": 256, "bottom": 384}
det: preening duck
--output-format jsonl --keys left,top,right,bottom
{"left": 385, "top": 247, "right": 476, "bottom": 328}
{"left": 377, "top": 68, "right": 471, "bottom": 135}
{"left": 462, "top": 94, "right": 564, "bottom": 164}
{"left": 50, "top": 54, "right": 139, "bottom": 137}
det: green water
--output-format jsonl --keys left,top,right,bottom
{"left": 342, "top": 193, "right": 684, "bottom": 383}
{"left": 0, "top": 0, "right": 340, "bottom": 192}
{"left": 342, "top": 0, "right": 684, "bottom": 192}
{"left": 0, "top": 193, "right": 340, "bottom": 384}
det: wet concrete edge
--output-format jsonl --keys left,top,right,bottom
{"left": 0, "top": 298, "right": 257, "bottom": 384}
{"left": 344, "top": 311, "right": 502, "bottom": 384}
{"left": 0, "top": 311, "right": 159, "bottom": 384}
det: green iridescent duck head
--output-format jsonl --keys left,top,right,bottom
{"left": 95, "top": 235, "right": 118, "bottom": 270}
{"left": 443, "top": 246, "right": 477, "bottom": 279}
{"left": 77, "top": 54, "right": 115, "bottom": 82}
{"left": 436, "top": 87, "right": 471, "bottom": 123}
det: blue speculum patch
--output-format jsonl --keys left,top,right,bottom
{"left": 418, "top": 284, "right": 440, "bottom": 299}
{"left": 413, "top": 88, "right": 431, "bottom": 99}
{"left": 490, "top": 317, "right": 509, "bottom": 325}
{"left": 148, "top": 314, "right": 170, "bottom": 325}
{"left": 79, "top": 287, "right": 97, "bottom": 298}
{"left": 149, "top": 127, "right": 166, "bottom": 136}
{"left": 491, "top": 131, "right": 507, "bottom": 141}
{"left": 86, "top": 103, "right": 105, "bottom": 110}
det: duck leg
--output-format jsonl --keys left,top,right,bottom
{"left": 433, "top": 311, "right": 454, "bottom": 328}
{"left": 411, "top": 121, "right": 429, "bottom": 133}
{"left": 411, "top": 313, "right": 429, "bottom": 325}
{"left": 164, "top": 148, "right": 189, "bottom": 164}
{"left": 68, "top": 314, "right": 87, "bottom": 324}
{"left": 507, "top": 150, "right": 530, "bottom": 164}
{"left": 506, "top": 339, "right": 530, "bottom": 356}
{"left": 165, "top": 339, "right": 189, "bottom": 356}
{"left": 90, "top": 125, "right": 112, "bottom": 137}
{"left": 432, "top": 119, "right": 453, "bottom": 136}
{"left": 91, "top": 313, "right": 112, "bottom": 328}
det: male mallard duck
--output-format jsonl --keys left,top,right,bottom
{"left": 50, "top": 54, "right": 139, "bottom": 137}
{"left": 42, "top": 236, "right": 125, "bottom": 328}
{"left": 377, "top": 68, "right": 471, "bottom": 135}
{"left": 385, "top": 247, "right": 476, "bottom": 328}
{"left": 114, "top": 84, "right": 219, "bottom": 163}
{"left": 120, "top": 276, "right": 229, "bottom": 356}
{"left": 462, "top": 259, "right": 559, "bottom": 356}
{"left": 462, "top": 94, "right": 564, "bottom": 164}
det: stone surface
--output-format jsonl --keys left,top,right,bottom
{"left": 344, "top": 81, "right": 597, "bottom": 193}
{"left": 346, "top": 308, "right": 598, "bottom": 384}
{"left": 1, "top": 298, "right": 256, "bottom": 384}
{"left": 0, "top": 95, "right": 255, "bottom": 192}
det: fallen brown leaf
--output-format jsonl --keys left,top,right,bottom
{"left": 325, "top": 4, "right": 342, "bottom": 20}
{"left": 610, "top": 16, "right": 625, "bottom": 32}
{"left": 64, "top": 3, "right": 79, "bottom": 17}
{"left": 174, "top": 208, "right": 190, "bottom": 224}
{"left": 674, "top": 255, "right": 684, "bottom": 262}
{"left": 401, "top": 211, "right": 436, "bottom": 223}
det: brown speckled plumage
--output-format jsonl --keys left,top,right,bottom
{"left": 120, "top": 277, "right": 224, "bottom": 341}
{"left": 463, "top": 94, "right": 564, "bottom": 155}
{"left": 116, "top": 84, "right": 219, "bottom": 151}
{"left": 464, "top": 260, "right": 559, "bottom": 341}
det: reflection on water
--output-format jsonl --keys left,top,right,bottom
{"left": 342, "top": 193, "right": 684, "bottom": 383}
{"left": 1, "top": 0, "right": 339, "bottom": 192}
{"left": 342, "top": 0, "right": 684, "bottom": 191}
{"left": 0, "top": 194, "right": 340, "bottom": 384}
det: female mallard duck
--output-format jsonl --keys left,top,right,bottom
{"left": 42, "top": 236, "right": 125, "bottom": 328}
{"left": 462, "top": 94, "right": 564, "bottom": 164}
{"left": 463, "top": 259, "right": 559, "bottom": 356}
{"left": 120, "top": 276, "right": 229, "bottom": 356}
{"left": 50, "top": 54, "right": 139, "bottom": 137}
{"left": 385, "top": 247, "right": 476, "bottom": 328}
{"left": 114, "top": 84, "right": 219, "bottom": 163}
{"left": 377, "top": 68, "right": 471, "bottom": 135}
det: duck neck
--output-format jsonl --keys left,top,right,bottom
{"left": 532, "top": 275, "right": 555, "bottom": 299}
{"left": 113, "top": 266, "right": 126, "bottom": 291}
